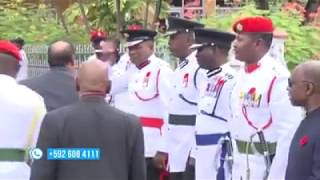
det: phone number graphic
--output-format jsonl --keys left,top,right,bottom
{"left": 47, "top": 148, "right": 100, "bottom": 160}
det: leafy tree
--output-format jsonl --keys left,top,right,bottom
{"left": 64, "top": 0, "right": 169, "bottom": 34}
{"left": 202, "top": 5, "right": 320, "bottom": 70}
{"left": 0, "top": 0, "right": 88, "bottom": 44}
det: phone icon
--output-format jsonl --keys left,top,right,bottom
{"left": 29, "top": 148, "right": 43, "bottom": 160}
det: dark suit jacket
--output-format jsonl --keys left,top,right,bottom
{"left": 20, "top": 67, "right": 79, "bottom": 111}
{"left": 285, "top": 107, "right": 320, "bottom": 180}
{"left": 30, "top": 96, "right": 146, "bottom": 180}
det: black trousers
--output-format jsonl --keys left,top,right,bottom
{"left": 169, "top": 158, "right": 195, "bottom": 180}
{"left": 146, "top": 158, "right": 169, "bottom": 180}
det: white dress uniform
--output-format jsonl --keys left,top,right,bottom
{"left": 110, "top": 53, "right": 170, "bottom": 112}
{"left": 165, "top": 51, "right": 206, "bottom": 172}
{"left": 108, "top": 53, "right": 136, "bottom": 108}
{"left": 126, "top": 55, "right": 173, "bottom": 157}
{"left": 229, "top": 54, "right": 303, "bottom": 180}
{"left": 0, "top": 75, "right": 46, "bottom": 180}
{"left": 195, "top": 63, "right": 236, "bottom": 180}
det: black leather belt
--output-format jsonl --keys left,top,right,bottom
{"left": 168, "top": 114, "right": 196, "bottom": 126}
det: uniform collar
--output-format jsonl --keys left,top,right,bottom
{"left": 137, "top": 60, "right": 151, "bottom": 70}
{"left": 244, "top": 53, "right": 269, "bottom": 73}
{"left": 207, "top": 67, "right": 222, "bottom": 78}
{"left": 245, "top": 63, "right": 260, "bottom": 73}
{"left": 136, "top": 53, "right": 157, "bottom": 70}
{"left": 178, "top": 59, "right": 189, "bottom": 69}
{"left": 178, "top": 50, "right": 197, "bottom": 69}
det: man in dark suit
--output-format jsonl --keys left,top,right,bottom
{"left": 286, "top": 60, "right": 320, "bottom": 180}
{"left": 20, "top": 40, "right": 78, "bottom": 111}
{"left": 30, "top": 59, "right": 146, "bottom": 180}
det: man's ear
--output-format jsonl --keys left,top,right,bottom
{"left": 75, "top": 77, "right": 80, "bottom": 92}
{"left": 306, "top": 82, "right": 315, "bottom": 96}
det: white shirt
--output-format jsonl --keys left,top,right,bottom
{"left": 197, "top": 63, "right": 236, "bottom": 134}
{"left": 110, "top": 53, "right": 171, "bottom": 112}
{"left": 163, "top": 51, "right": 206, "bottom": 172}
{"left": 109, "top": 53, "right": 137, "bottom": 110}
{"left": 0, "top": 75, "right": 46, "bottom": 179}
{"left": 229, "top": 53, "right": 303, "bottom": 179}
{"left": 167, "top": 51, "right": 206, "bottom": 115}
{"left": 124, "top": 55, "right": 173, "bottom": 157}
{"left": 195, "top": 63, "right": 236, "bottom": 180}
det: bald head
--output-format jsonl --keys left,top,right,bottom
{"left": 77, "top": 59, "right": 109, "bottom": 94}
{"left": 48, "top": 40, "right": 75, "bottom": 67}
{"left": 0, "top": 53, "right": 20, "bottom": 77}
{"left": 290, "top": 60, "right": 320, "bottom": 110}
{"left": 295, "top": 61, "right": 320, "bottom": 86}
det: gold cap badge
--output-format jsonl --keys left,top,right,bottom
{"left": 236, "top": 23, "right": 243, "bottom": 32}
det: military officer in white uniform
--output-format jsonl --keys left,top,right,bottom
{"left": 191, "top": 28, "right": 236, "bottom": 180}
{"left": 230, "top": 16, "right": 303, "bottom": 180}
{"left": 112, "top": 28, "right": 173, "bottom": 180}
{"left": 109, "top": 57, "right": 135, "bottom": 111}
{"left": 87, "top": 29, "right": 107, "bottom": 61}
{"left": 110, "top": 25, "right": 170, "bottom": 113}
{"left": 153, "top": 16, "right": 206, "bottom": 180}
{"left": 0, "top": 40, "right": 46, "bottom": 180}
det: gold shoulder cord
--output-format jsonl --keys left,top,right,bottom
{"left": 24, "top": 101, "right": 46, "bottom": 163}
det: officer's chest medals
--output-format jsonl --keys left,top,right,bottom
{"left": 205, "top": 76, "right": 226, "bottom": 97}
{"left": 142, "top": 71, "right": 151, "bottom": 88}
{"left": 239, "top": 86, "right": 273, "bottom": 131}
{"left": 240, "top": 87, "right": 262, "bottom": 108}
{"left": 200, "top": 76, "right": 225, "bottom": 108}
{"left": 134, "top": 69, "right": 160, "bottom": 101}
{"left": 178, "top": 60, "right": 190, "bottom": 89}
{"left": 182, "top": 73, "right": 189, "bottom": 88}
{"left": 198, "top": 75, "right": 227, "bottom": 113}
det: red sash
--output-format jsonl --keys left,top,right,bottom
{"left": 139, "top": 116, "right": 164, "bottom": 129}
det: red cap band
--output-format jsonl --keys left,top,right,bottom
{"left": 0, "top": 40, "right": 21, "bottom": 62}
{"left": 232, "top": 16, "right": 274, "bottom": 33}
{"left": 90, "top": 29, "right": 107, "bottom": 42}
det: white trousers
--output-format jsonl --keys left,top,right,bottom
{"left": 167, "top": 125, "right": 195, "bottom": 172}
{"left": 195, "top": 144, "right": 231, "bottom": 180}
{"left": 0, "top": 162, "right": 30, "bottom": 180}
{"left": 232, "top": 151, "right": 267, "bottom": 180}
